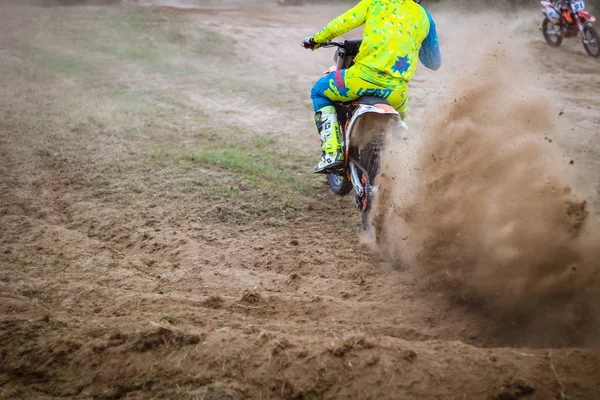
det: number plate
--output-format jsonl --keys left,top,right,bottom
{"left": 572, "top": 0, "right": 585, "bottom": 11}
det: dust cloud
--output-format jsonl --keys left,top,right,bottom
{"left": 370, "top": 49, "right": 600, "bottom": 346}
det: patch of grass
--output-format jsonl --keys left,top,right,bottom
{"left": 104, "top": 10, "right": 236, "bottom": 61}
{"left": 240, "top": 289, "right": 261, "bottom": 304}
{"left": 158, "top": 314, "right": 177, "bottom": 325}
{"left": 202, "top": 295, "right": 224, "bottom": 309}
{"left": 179, "top": 148, "right": 312, "bottom": 192}
{"left": 280, "top": 195, "right": 296, "bottom": 211}
{"left": 330, "top": 334, "right": 371, "bottom": 357}
{"left": 178, "top": 176, "right": 238, "bottom": 198}
{"left": 250, "top": 135, "right": 277, "bottom": 148}
{"left": 230, "top": 80, "right": 284, "bottom": 95}
{"left": 109, "top": 89, "right": 155, "bottom": 111}
{"left": 138, "top": 125, "right": 318, "bottom": 224}
{"left": 38, "top": 53, "right": 89, "bottom": 75}
{"left": 102, "top": 9, "right": 156, "bottom": 36}
{"left": 105, "top": 45, "right": 157, "bottom": 62}
{"left": 193, "top": 27, "right": 237, "bottom": 57}
{"left": 154, "top": 61, "right": 197, "bottom": 77}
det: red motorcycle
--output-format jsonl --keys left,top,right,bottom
{"left": 541, "top": 0, "right": 599, "bottom": 57}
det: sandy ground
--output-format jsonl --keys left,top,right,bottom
{"left": 0, "top": 1, "right": 599, "bottom": 399}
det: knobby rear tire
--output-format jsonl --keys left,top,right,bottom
{"left": 542, "top": 17, "right": 563, "bottom": 47}
{"left": 359, "top": 137, "right": 384, "bottom": 231}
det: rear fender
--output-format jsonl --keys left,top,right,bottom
{"left": 345, "top": 104, "right": 406, "bottom": 152}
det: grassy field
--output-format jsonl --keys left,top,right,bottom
{"left": 0, "top": 3, "right": 330, "bottom": 228}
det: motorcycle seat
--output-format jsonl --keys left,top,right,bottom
{"left": 354, "top": 96, "right": 392, "bottom": 106}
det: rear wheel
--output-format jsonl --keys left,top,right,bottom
{"left": 582, "top": 26, "right": 600, "bottom": 57}
{"left": 326, "top": 172, "right": 353, "bottom": 196}
{"left": 359, "top": 137, "right": 384, "bottom": 231}
{"left": 543, "top": 17, "right": 563, "bottom": 47}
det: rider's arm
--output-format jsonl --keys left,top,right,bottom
{"left": 419, "top": 9, "right": 441, "bottom": 71}
{"left": 313, "top": 0, "right": 369, "bottom": 43}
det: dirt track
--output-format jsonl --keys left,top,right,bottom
{"left": 1, "top": 1, "right": 599, "bottom": 399}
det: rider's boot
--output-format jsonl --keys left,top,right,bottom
{"left": 313, "top": 105, "right": 344, "bottom": 174}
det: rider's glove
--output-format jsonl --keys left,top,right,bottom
{"left": 301, "top": 36, "right": 321, "bottom": 50}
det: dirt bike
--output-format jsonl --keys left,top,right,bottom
{"left": 541, "top": 0, "right": 599, "bottom": 57}
{"left": 312, "top": 39, "right": 406, "bottom": 230}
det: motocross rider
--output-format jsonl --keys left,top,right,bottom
{"left": 303, "top": 0, "right": 441, "bottom": 173}
{"left": 551, "top": 0, "right": 571, "bottom": 10}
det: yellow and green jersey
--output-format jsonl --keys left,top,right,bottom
{"left": 313, "top": 0, "right": 441, "bottom": 88}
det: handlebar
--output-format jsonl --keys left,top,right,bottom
{"left": 302, "top": 38, "right": 362, "bottom": 52}
{"left": 321, "top": 41, "right": 345, "bottom": 48}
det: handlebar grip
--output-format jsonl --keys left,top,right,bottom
{"left": 302, "top": 37, "right": 316, "bottom": 49}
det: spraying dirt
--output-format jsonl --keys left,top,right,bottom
{"left": 371, "top": 49, "right": 600, "bottom": 347}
